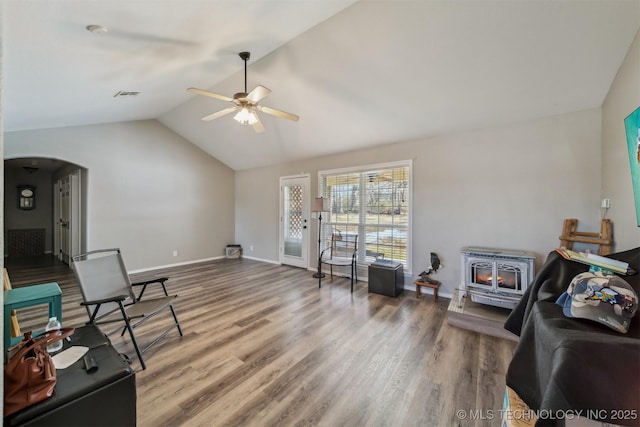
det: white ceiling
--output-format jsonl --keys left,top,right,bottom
{"left": 3, "top": 1, "right": 640, "bottom": 171}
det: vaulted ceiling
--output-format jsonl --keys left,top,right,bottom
{"left": 3, "top": 1, "right": 639, "bottom": 170}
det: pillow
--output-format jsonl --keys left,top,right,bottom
{"left": 556, "top": 272, "right": 638, "bottom": 333}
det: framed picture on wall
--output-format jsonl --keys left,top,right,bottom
{"left": 624, "top": 106, "right": 640, "bottom": 227}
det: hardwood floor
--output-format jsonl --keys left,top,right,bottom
{"left": 4, "top": 255, "right": 516, "bottom": 426}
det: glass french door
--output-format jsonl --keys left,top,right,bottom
{"left": 279, "top": 175, "right": 310, "bottom": 268}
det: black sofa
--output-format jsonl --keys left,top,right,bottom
{"left": 504, "top": 247, "right": 640, "bottom": 426}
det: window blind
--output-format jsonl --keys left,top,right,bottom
{"left": 319, "top": 161, "right": 411, "bottom": 270}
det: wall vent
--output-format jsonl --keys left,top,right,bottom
{"left": 113, "top": 91, "right": 140, "bottom": 98}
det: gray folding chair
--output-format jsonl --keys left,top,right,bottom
{"left": 72, "top": 248, "right": 183, "bottom": 370}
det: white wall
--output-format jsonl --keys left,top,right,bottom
{"left": 4, "top": 120, "right": 236, "bottom": 270}
{"left": 602, "top": 30, "right": 640, "bottom": 251}
{"left": 236, "top": 109, "right": 603, "bottom": 296}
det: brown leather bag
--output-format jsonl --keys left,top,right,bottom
{"left": 4, "top": 328, "right": 75, "bottom": 417}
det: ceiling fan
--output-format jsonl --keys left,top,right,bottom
{"left": 187, "top": 51, "right": 299, "bottom": 133}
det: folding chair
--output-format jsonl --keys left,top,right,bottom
{"left": 72, "top": 248, "right": 183, "bottom": 370}
{"left": 319, "top": 230, "right": 358, "bottom": 292}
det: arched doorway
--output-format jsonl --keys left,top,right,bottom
{"left": 4, "top": 157, "right": 87, "bottom": 266}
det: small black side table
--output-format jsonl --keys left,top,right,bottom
{"left": 368, "top": 260, "right": 404, "bottom": 297}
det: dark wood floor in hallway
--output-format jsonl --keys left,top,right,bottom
{"left": 5, "top": 255, "right": 516, "bottom": 426}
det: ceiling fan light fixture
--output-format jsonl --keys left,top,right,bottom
{"left": 189, "top": 50, "right": 297, "bottom": 132}
{"left": 234, "top": 107, "right": 258, "bottom": 125}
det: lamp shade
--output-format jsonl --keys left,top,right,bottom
{"left": 312, "top": 197, "right": 330, "bottom": 212}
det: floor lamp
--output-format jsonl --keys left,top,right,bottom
{"left": 312, "top": 197, "right": 330, "bottom": 279}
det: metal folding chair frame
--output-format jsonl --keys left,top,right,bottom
{"left": 73, "top": 249, "right": 183, "bottom": 370}
{"left": 319, "top": 230, "right": 358, "bottom": 292}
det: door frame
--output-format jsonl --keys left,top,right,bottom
{"left": 279, "top": 174, "right": 310, "bottom": 268}
{"left": 54, "top": 169, "right": 82, "bottom": 264}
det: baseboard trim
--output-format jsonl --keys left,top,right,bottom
{"left": 242, "top": 255, "right": 281, "bottom": 265}
{"left": 129, "top": 255, "right": 225, "bottom": 274}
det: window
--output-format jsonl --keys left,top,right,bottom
{"left": 319, "top": 160, "right": 411, "bottom": 270}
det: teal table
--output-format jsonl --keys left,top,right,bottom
{"left": 4, "top": 282, "right": 62, "bottom": 351}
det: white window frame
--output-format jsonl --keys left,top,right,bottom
{"left": 318, "top": 160, "right": 412, "bottom": 272}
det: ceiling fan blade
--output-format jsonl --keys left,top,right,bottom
{"left": 247, "top": 85, "right": 271, "bottom": 104}
{"left": 258, "top": 105, "right": 299, "bottom": 122}
{"left": 201, "top": 106, "right": 238, "bottom": 121}
{"left": 252, "top": 114, "right": 265, "bottom": 133}
{"left": 187, "top": 87, "right": 233, "bottom": 102}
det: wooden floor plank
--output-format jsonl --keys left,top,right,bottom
{"left": 4, "top": 255, "right": 516, "bottom": 426}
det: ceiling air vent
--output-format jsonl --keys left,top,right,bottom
{"left": 113, "top": 91, "right": 140, "bottom": 98}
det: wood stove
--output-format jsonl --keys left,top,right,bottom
{"left": 458, "top": 246, "right": 535, "bottom": 310}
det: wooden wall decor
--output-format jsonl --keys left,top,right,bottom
{"left": 559, "top": 218, "right": 613, "bottom": 256}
